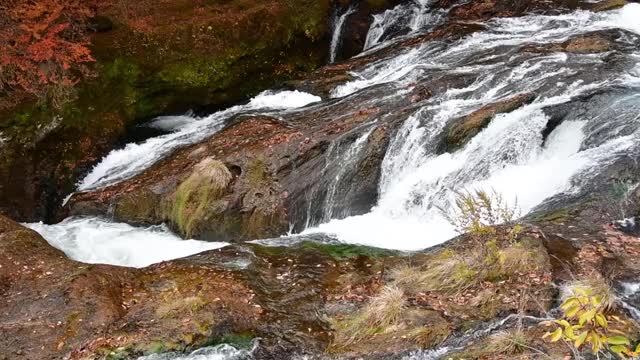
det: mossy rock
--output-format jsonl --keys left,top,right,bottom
{"left": 164, "top": 158, "right": 233, "bottom": 238}
{"left": 0, "top": 0, "right": 332, "bottom": 222}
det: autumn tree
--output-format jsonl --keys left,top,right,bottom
{"left": 0, "top": 0, "right": 96, "bottom": 109}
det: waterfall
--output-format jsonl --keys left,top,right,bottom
{"left": 329, "top": 5, "right": 356, "bottom": 63}
{"left": 321, "top": 128, "right": 374, "bottom": 222}
{"left": 363, "top": 0, "right": 444, "bottom": 51}
{"left": 302, "top": 4, "right": 640, "bottom": 250}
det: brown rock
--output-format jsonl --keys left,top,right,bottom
{"left": 441, "top": 93, "right": 537, "bottom": 153}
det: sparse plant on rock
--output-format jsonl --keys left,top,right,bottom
{"left": 442, "top": 189, "right": 521, "bottom": 241}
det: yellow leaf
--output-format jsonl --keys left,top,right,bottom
{"left": 574, "top": 331, "right": 588, "bottom": 348}
{"left": 550, "top": 328, "right": 563, "bottom": 342}
{"left": 591, "top": 296, "right": 603, "bottom": 307}
{"left": 608, "top": 336, "right": 631, "bottom": 346}
{"left": 610, "top": 345, "right": 628, "bottom": 358}
{"left": 595, "top": 313, "right": 607, "bottom": 328}
{"left": 579, "top": 309, "right": 596, "bottom": 326}
{"left": 564, "top": 325, "right": 576, "bottom": 340}
{"left": 566, "top": 305, "right": 581, "bottom": 318}
{"left": 591, "top": 332, "right": 600, "bottom": 353}
{"left": 554, "top": 319, "right": 571, "bottom": 328}
{"left": 561, "top": 297, "right": 580, "bottom": 310}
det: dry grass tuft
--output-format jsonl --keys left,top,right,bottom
{"left": 391, "top": 256, "right": 478, "bottom": 295}
{"left": 331, "top": 285, "right": 407, "bottom": 347}
{"left": 167, "top": 158, "right": 232, "bottom": 237}
{"left": 483, "top": 328, "right": 529, "bottom": 355}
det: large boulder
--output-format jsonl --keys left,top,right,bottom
{"left": 67, "top": 87, "right": 407, "bottom": 241}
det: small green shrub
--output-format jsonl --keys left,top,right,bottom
{"left": 543, "top": 285, "right": 637, "bottom": 358}
{"left": 442, "top": 189, "right": 520, "bottom": 239}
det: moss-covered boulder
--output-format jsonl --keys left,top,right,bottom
{"left": 0, "top": 0, "right": 333, "bottom": 222}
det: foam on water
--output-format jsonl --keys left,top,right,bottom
{"left": 136, "top": 345, "right": 251, "bottom": 360}
{"left": 145, "top": 114, "right": 199, "bottom": 132}
{"left": 335, "top": 4, "right": 640, "bottom": 98}
{"left": 25, "top": 218, "right": 228, "bottom": 268}
{"left": 78, "top": 90, "right": 320, "bottom": 191}
{"left": 363, "top": 0, "right": 444, "bottom": 51}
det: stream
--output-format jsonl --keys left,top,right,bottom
{"left": 21, "top": 1, "right": 640, "bottom": 358}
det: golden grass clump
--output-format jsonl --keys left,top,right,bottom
{"left": 331, "top": 285, "right": 407, "bottom": 347}
{"left": 391, "top": 257, "right": 478, "bottom": 295}
{"left": 482, "top": 328, "right": 529, "bottom": 355}
{"left": 167, "top": 158, "right": 232, "bottom": 237}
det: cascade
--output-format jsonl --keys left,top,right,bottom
{"left": 329, "top": 5, "right": 357, "bottom": 63}
{"left": 302, "top": 4, "right": 640, "bottom": 250}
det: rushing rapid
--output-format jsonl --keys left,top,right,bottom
{"left": 302, "top": 3, "right": 640, "bottom": 250}
{"left": 25, "top": 218, "right": 228, "bottom": 268}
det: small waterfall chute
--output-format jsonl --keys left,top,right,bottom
{"left": 329, "top": 4, "right": 357, "bottom": 63}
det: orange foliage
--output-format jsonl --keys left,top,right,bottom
{"left": 0, "top": 0, "right": 96, "bottom": 107}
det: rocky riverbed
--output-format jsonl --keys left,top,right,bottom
{"left": 2, "top": 0, "right": 640, "bottom": 359}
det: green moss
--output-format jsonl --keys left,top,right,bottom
{"left": 102, "top": 346, "right": 135, "bottom": 360}
{"left": 115, "top": 191, "right": 161, "bottom": 224}
{"left": 247, "top": 159, "right": 269, "bottom": 186}
{"left": 533, "top": 208, "right": 571, "bottom": 223}
{"left": 252, "top": 241, "right": 400, "bottom": 261}
{"left": 366, "top": 0, "right": 390, "bottom": 10}
{"left": 299, "top": 241, "right": 401, "bottom": 259}
{"left": 138, "top": 340, "right": 183, "bottom": 355}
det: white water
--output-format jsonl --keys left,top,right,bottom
{"left": 137, "top": 345, "right": 251, "bottom": 360}
{"left": 25, "top": 218, "right": 228, "bottom": 268}
{"left": 321, "top": 128, "right": 373, "bottom": 222}
{"left": 78, "top": 90, "right": 320, "bottom": 191}
{"left": 336, "top": 4, "right": 640, "bottom": 98}
{"left": 301, "top": 4, "right": 640, "bottom": 250}
{"left": 329, "top": 5, "right": 356, "bottom": 63}
{"left": 363, "top": 0, "right": 444, "bottom": 51}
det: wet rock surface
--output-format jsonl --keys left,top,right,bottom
{"left": 0, "top": 216, "right": 552, "bottom": 359}
{"left": 5, "top": 202, "right": 640, "bottom": 359}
